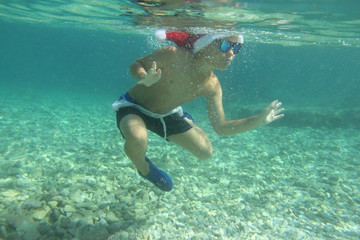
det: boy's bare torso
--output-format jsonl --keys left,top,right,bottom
{"left": 129, "top": 46, "right": 217, "bottom": 114}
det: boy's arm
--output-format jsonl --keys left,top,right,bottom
{"left": 129, "top": 60, "right": 148, "bottom": 81}
{"left": 129, "top": 46, "right": 176, "bottom": 86}
{"left": 206, "top": 77, "right": 284, "bottom": 136}
{"left": 129, "top": 61, "right": 162, "bottom": 87}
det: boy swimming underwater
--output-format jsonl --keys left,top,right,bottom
{"left": 113, "top": 30, "right": 284, "bottom": 191}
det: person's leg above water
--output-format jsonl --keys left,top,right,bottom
{"left": 119, "top": 114, "right": 173, "bottom": 192}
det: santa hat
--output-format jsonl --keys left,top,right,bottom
{"left": 155, "top": 29, "right": 244, "bottom": 53}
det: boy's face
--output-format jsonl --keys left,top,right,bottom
{"left": 202, "top": 36, "right": 241, "bottom": 70}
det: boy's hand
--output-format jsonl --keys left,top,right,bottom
{"left": 138, "top": 61, "right": 162, "bottom": 87}
{"left": 257, "top": 100, "right": 284, "bottom": 125}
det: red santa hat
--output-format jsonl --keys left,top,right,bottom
{"left": 155, "top": 29, "right": 244, "bottom": 53}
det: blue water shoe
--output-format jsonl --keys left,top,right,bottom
{"left": 138, "top": 157, "right": 173, "bottom": 192}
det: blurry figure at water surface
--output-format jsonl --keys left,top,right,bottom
{"left": 129, "top": 0, "right": 243, "bottom": 29}
{"left": 112, "top": 30, "right": 284, "bottom": 191}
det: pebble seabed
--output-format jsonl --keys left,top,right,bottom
{"left": 0, "top": 90, "right": 359, "bottom": 240}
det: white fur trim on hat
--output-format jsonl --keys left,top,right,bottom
{"left": 155, "top": 29, "right": 167, "bottom": 41}
{"left": 193, "top": 34, "right": 244, "bottom": 53}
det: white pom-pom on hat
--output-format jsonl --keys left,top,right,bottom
{"left": 155, "top": 29, "right": 167, "bottom": 41}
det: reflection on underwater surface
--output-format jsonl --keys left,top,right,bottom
{"left": 0, "top": 0, "right": 360, "bottom": 239}
{"left": 0, "top": 0, "right": 359, "bottom": 47}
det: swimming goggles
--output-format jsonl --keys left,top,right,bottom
{"left": 219, "top": 40, "right": 242, "bottom": 54}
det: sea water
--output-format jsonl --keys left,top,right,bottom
{"left": 0, "top": 1, "right": 359, "bottom": 239}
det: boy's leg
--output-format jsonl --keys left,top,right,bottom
{"left": 119, "top": 114, "right": 173, "bottom": 191}
{"left": 167, "top": 123, "right": 213, "bottom": 160}
{"left": 119, "top": 114, "right": 149, "bottom": 175}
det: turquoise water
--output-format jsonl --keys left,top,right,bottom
{"left": 1, "top": 1, "right": 360, "bottom": 239}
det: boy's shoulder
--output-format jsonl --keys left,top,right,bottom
{"left": 157, "top": 46, "right": 192, "bottom": 56}
{"left": 154, "top": 46, "right": 193, "bottom": 63}
{"left": 159, "top": 45, "right": 178, "bottom": 52}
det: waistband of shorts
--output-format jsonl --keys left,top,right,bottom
{"left": 121, "top": 92, "right": 139, "bottom": 105}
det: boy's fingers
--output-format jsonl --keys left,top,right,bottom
{"left": 275, "top": 108, "right": 285, "bottom": 115}
{"left": 276, "top": 114, "right": 285, "bottom": 119}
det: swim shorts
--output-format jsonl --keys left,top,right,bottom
{"left": 115, "top": 93, "right": 193, "bottom": 140}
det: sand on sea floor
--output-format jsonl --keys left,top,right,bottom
{"left": 0, "top": 88, "right": 359, "bottom": 240}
